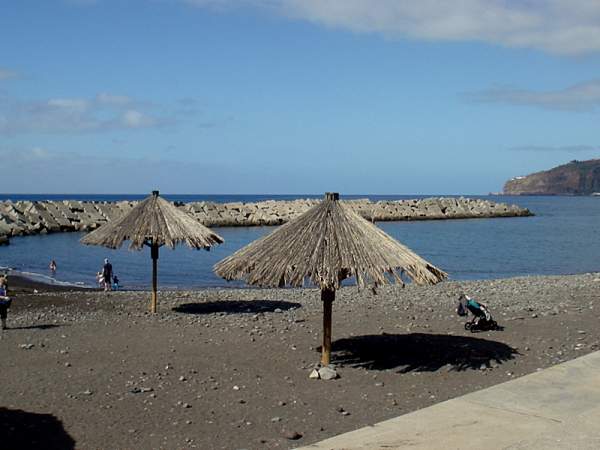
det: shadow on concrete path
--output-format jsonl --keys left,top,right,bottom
{"left": 173, "top": 300, "right": 302, "bottom": 315}
{"left": 330, "top": 333, "right": 518, "bottom": 372}
{"left": 0, "top": 407, "right": 75, "bottom": 450}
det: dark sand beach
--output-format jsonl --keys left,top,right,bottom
{"left": 2, "top": 273, "right": 600, "bottom": 449}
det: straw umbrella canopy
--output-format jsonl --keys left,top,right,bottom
{"left": 81, "top": 190, "right": 224, "bottom": 312}
{"left": 215, "top": 192, "right": 447, "bottom": 366}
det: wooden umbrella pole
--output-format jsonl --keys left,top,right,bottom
{"left": 150, "top": 243, "right": 159, "bottom": 313}
{"left": 321, "top": 288, "right": 335, "bottom": 366}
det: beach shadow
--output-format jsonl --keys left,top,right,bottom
{"left": 330, "top": 333, "right": 518, "bottom": 372}
{"left": 0, "top": 407, "right": 75, "bottom": 450}
{"left": 9, "top": 324, "right": 62, "bottom": 330}
{"left": 173, "top": 300, "right": 302, "bottom": 315}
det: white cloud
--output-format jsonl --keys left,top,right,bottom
{"left": 469, "top": 79, "right": 600, "bottom": 111}
{"left": 509, "top": 145, "right": 600, "bottom": 152}
{"left": 184, "top": 0, "right": 600, "bottom": 55}
{"left": 0, "top": 67, "right": 19, "bottom": 81}
{"left": 96, "top": 93, "right": 133, "bottom": 106}
{"left": 0, "top": 147, "right": 239, "bottom": 193}
{"left": 121, "top": 109, "right": 157, "bottom": 128}
{"left": 47, "top": 98, "right": 90, "bottom": 112}
{"left": 0, "top": 93, "right": 172, "bottom": 135}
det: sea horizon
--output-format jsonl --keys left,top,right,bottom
{"left": 0, "top": 192, "right": 517, "bottom": 204}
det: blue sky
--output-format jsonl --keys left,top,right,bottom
{"left": 1, "top": 0, "right": 600, "bottom": 194}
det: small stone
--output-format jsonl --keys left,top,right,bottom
{"left": 274, "top": 308, "right": 283, "bottom": 313}
{"left": 283, "top": 431, "right": 303, "bottom": 440}
{"left": 271, "top": 417, "right": 281, "bottom": 422}
{"left": 19, "top": 344, "right": 34, "bottom": 350}
{"left": 318, "top": 366, "right": 338, "bottom": 380}
{"left": 308, "top": 369, "right": 320, "bottom": 379}
{"left": 182, "top": 403, "right": 191, "bottom": 409}
{"left": 233, "top": 385, "right": 240, "bottom": 391}
{"left": 179, "top": 376, "right": 187, "bottom": 382}
{"left": 81, "top": 390, "right": 93, "bottom": 396}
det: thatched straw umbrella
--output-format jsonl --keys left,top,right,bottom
{"left": 81, "top": 191, "right": 224, "bottom": 313}
{"left": 215, "top": 192, "right": 446, "bottom": 366}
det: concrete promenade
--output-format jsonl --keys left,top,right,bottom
{"left": 298, "top": 351, "right": 600, "bottom": 450}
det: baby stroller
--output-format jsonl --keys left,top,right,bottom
{"left": 457, "top": 294, "right": 500, "bottom": 332}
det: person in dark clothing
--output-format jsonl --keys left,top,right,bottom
{"left": 102, "top": 258, "right": 113, "bottom": 291}
{"left": 0, "top": 276, "right": 11, "bottom": 330}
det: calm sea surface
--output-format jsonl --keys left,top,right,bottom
{"left": 1, "top": 194, "right": 599, "bottom": 289}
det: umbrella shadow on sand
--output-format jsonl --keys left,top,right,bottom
{"left": 0, "top": 407, "right": 75, "bottom": 450}
{"left": 173, "top": 300, "right": 302, "bottom": 315}
{"left": 330, "top": 333, "right": 519, "bottom": 372}
{"left": 8, "top": 324, "right": 62, "bottom": 330}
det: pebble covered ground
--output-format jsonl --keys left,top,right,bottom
{"left": 2, "top": 273, "right": 600, "bottom": 449}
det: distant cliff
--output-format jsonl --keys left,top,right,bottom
{"left": 504, "top": 159, "right": 600, "bottom": 195}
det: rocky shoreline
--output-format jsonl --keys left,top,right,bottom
{"left": 0, "top": 197, "right": 531, "bottom": 243}
{"left": 1, "top": 272, "right": 599, "bottom": 449}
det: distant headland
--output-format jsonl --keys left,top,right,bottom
{"left": 504, "top": 159, "right": 600, "bottom": 195}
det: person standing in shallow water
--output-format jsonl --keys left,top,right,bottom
{"left": 0, "top": 276, "right": 11, "bottom": 330}
{"left": 49, "top": 260, "right": 57, "bottom": 274}
{"left": 102, "top": 258, "right": 113, "bottom": 292}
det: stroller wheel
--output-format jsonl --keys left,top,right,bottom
{"left": 464, "top": 322, "right": 472, "bottom": 331}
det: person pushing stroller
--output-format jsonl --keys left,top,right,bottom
{"left": 457, "top": 294, "right": 499, "bottom": 331}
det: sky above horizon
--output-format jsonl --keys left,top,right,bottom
{"left": 2, "top": 0, "right": 600, "bottom": 194}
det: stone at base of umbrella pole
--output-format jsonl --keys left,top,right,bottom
{"left": 321, "top": 288, "right": 335, "bottom": 366}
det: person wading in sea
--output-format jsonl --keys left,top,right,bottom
{"left": 102, "top": 258, "right": 113, "bottom": 292}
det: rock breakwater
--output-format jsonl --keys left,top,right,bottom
{"left": 0, "top": 197, "right": 531, "bottom": 243}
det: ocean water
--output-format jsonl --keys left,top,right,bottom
{"left": 1, "top": 194, "right": 600, "bottom": 289}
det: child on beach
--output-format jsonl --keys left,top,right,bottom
{"left": 0, "top": 276, "right": 11, "bottom": 330}
{"left": 456, "top": 294, "right": 500, "bottom": 331}
{"left": 457, "top": 294, "right": 491, "bottom": 324}
{"left": 112, "top": 275, "right": 119, "bottom": 291}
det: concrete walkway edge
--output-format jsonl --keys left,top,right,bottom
{"left": 297, "top": 351, "right": 600, "bottom": 450}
